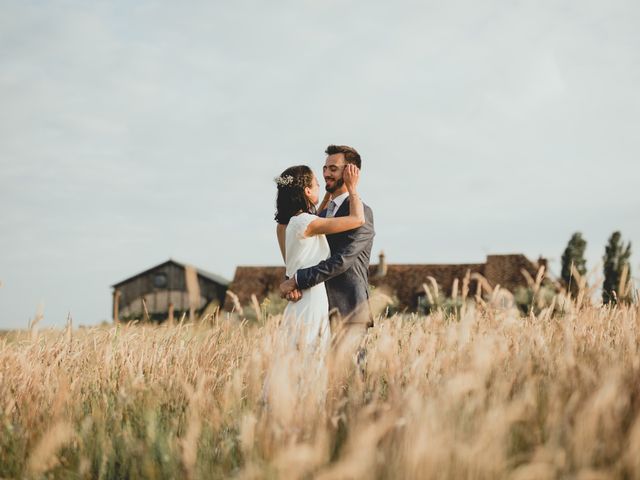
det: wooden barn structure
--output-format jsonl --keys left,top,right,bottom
{"left": 223, "top": 253, "right": 551, "bottom": 313}
{"left": 112, "top": 259, "right": 229, "bottom": 323}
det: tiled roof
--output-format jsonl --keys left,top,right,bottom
{"left": 369, "top": 263, "right": 485, "bottom": 308}
{"left": 223, "top": 266, "right": 286, "bottom": 311}
{"left": 369, "top": 254, "right": 545, "bottom": 309}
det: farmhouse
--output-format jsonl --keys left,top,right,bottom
{"left": 223, "top": 253, "right": 549, "bottom": 312}
{"left": 112, "top": 259, "right": 229, "bottom": 323}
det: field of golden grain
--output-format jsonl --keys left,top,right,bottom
{"left": 1, "top": 293, "right": 639, "bottom": 479}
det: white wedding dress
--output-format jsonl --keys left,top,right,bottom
{"left": 282, "top": 212, "right": 331, "bottom": 352}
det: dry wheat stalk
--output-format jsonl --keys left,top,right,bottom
{"left": 1, "top": 294, "right": 639, "bottom": 479}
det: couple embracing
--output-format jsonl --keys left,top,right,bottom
{"left": 275, "top": 144, "right": 375, "bottom": 361}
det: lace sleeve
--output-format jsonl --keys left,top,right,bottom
{"left": 288, "top": 213, "right": 316, "bottom": 239}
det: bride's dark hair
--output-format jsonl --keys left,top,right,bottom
{"left": 274, "top": 165, "right": 316, "bottom": 224}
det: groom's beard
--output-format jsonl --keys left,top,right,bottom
{"left": 325, "top": 178, "right": 344, "bottom": 193}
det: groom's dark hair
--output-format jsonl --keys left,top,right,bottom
{"left": 326, "top": 145, "right": 361, "bottom": 169}
{"left": 274, "top": 165, "right": 317, "bottom": 225}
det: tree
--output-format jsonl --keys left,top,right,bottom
{"left": 560, "top": 232, "right": 587, "bottom": 296}
{"left": 602, "top": 231, "right": 632, "bottom": 304}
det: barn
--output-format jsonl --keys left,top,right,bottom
{"left": 111, "top": 259, "right": 229, "bottom": 323}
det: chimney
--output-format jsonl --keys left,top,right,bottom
{"left": 376, "top": 251, "right": 387, "bottom": 277}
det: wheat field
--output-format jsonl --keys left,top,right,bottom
{"left": 1, "top": 291, "right": 640, "bottom": 479}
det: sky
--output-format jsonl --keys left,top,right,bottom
{"left": 1, "top": 0, "right": 639, "bottom": 329}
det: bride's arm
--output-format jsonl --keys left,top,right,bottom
{"left": 276, "top": 223, "right": 286, "bottom": 262}
{"left": 304, "top": 164, "right": 365, "bottom": 236}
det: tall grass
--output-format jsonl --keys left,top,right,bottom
{"left": 1, "top": 296, "right": 639, "bottom": 479}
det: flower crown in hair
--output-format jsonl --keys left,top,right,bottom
{"left": 274, "top": 175, "right": 296, "bottom": 187}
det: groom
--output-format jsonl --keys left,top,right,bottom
{"left": 280, "top": 144, "right": 375, "bottom": 346}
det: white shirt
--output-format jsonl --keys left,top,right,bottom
{"left": 327, "top": 191, "right": 350, "bottom": 217}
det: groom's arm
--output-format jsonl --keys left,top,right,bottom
{"left": 295, "top": 206, "right": 374, "bottom": 290}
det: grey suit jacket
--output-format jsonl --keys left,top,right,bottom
{"left": 295, "top": 197, "right": 375, "bottom": 325}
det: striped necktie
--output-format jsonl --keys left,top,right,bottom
{"left": 326, "top": 200, "right": 337, "bottom": 218}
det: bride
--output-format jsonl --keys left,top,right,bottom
{"left": 274, "top": 163, "right": 364, "bottom": 352}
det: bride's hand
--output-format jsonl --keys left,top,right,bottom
{"left": 343, "top": 164, "right": 360, "bottom": 192}
{"left": 318, "top": 191, "right": 331, "bottom": 212}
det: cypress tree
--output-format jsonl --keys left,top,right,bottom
{"left": 602, "top": 231, "right": 632, "bottom": 304}
{"left": 560, "top": 232, "right": 587, "bottom": 295}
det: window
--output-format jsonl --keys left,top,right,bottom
{"left": 153, "top": 273, "right": 167, "bottom": 288}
